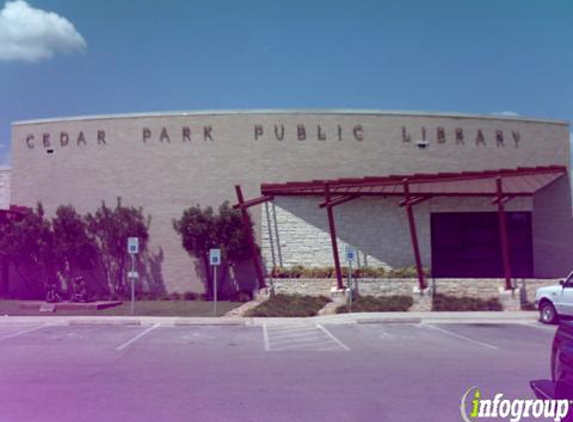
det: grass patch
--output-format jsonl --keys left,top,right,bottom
{"left": 432, "top": 294, "right": 502, "bottom": 312}
{"left": 0, "top": 300, "right": 242, "bottom": 317}
{"left": 245, "top": 294, "right": 331, "bottom": 317}
{"left": 336, "top": 295, "right": 413, "bottom": 314}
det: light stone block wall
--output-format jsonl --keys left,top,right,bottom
{"left": 11, "top": 111, "right": 570, "bottom": 293}
{"left": 268, "top": 277, "right": 560, "bottom": 303}
{"left": 271, "top": 279, "right": 335, "bottom": 297}
{"left": 262, "top": 195, "right": 533, "bottom": 272}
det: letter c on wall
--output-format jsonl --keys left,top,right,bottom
{"left": 26, "top": 134, "right": 34, "bottom": 149}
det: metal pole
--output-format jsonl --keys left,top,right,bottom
{"left": 271, "top": 202, "right": 283, "bottom": 267}
{"left": 403, "top": 179, "right": 427, "bottom": 291}
{"left": 213, "top": 265, "right": 217, "bottom": 316}
{"left": 348, "top": 260, "right": 352, "bottom": 312}
{"left": 264, "top": 201, "right": 276, "bottom": 294}
{"left": 325, "top": 183, "right": 344, "bottom": 290}
{"left": 496, "top": 177, "right": 513, "bottom": 290}
{"left": 130, "top": 254, "right": 135, "bottom": 316}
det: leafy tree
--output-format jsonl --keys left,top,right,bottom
{"left": 0, "top": 203, "right": 54, "bottom": 296}
{"left": 86, "top": 198, "right": 149, "bottom": 297}
{"left": 173, "top": 201, "right": 258, "bottom": 297}
{"left": 51, "top": 205, "right": 99, "bottom": 295}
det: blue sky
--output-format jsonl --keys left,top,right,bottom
{"left": 0, "top": 0, "right": 571, "bottom": 164}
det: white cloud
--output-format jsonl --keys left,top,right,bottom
{"left": 0, "top": 0, "right": 86, "bottom": 62}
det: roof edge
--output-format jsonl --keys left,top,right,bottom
{"left": 12, "top": 109, "right": 569, "bottom": 127}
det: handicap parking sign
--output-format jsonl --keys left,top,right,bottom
{"left": 345, "top": 247, "right": 356, "bottom": 263}
{"left": 209, "top": 249, "right": 221, "bottom": 266}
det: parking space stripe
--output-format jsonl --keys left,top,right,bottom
{"left": 0, "top": 324, "right": 51, "bottom": 341}
{"left": 316, "top": 324, "right": 350, "bottom": 351}
{"left": 422, "top": 324, "right": 499, "bottom": 350}
{"left": 262, "top": 324, "right": 270, "bottom": 351}
{"left": 116, "top": 323, "right": 161, "bottom": 351}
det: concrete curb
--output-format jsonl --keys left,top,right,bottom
{"left": 0, "top": 311, "right": 542, "bottom": 327}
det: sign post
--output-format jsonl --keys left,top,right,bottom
{"left": 127, "top": 237, "right": 139, "bottom": 316}
{"left": 345, "top": 247, "right": 356, "bottom": 312}
{"left": 209, "top": 248, "right": 221, "bottom": 316}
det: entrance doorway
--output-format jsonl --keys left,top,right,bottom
{"left": 430, "top": 212, "right": 533, "bottom": 277}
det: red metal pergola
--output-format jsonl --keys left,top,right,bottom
{"left": 234, "top": 165, "right": 567, "bottom": 292}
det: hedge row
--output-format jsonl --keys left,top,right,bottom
{"left": 270, "top": 265, "right": 430, "bottom": 279}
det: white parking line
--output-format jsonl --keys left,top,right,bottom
{"left": 116, "top": 323, "right": 161, "bottom": 351}
{"left": 262, "top": 324, "right": 270, "bottom": 351}
{"left": 316, "top": 324, "right": 350, "bottom": 351}
{"left": 422, "top": 324, "right": 499, "bottom": 350}
{"left": 0, "top": 324, "right": 50, "bottom": 341}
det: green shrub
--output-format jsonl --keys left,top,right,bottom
{"left": 183, "top": 291, "right": 199, "bottom": 301}
{"left": 270, "top": 265, "right": 429, "bottom": 279}
{"left": 336, "top": 295, "right": 413, "bottom": 313}
{"left": 432, "top": 293, "right": 502, "bottom": 311}
{"left": 245, "top": 294, "right": 331, "bottom": 317}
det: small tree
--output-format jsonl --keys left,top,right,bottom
{"left": 86, "top": 198, "right": 149, "bottom": 297}
{"left": 173, "top": 204, "right": 217, "bottom": 295}
{"left": 51, "top": 205, "right": 98, "bottom": 295}
{"left": 174, "top": 201, "right": 257, "bottom": 297}
{"left": 0, "top": 203, "right": 54, "bottom": 296}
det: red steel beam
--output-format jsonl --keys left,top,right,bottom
{"left": 399, "top": 195, "right": 432, "bottom": 207}
{"left": 232, "top": 195, "right": 274, "bottom": 210}
{"left": 319, "top": 194, "right": 360, "bottom": 209}
{"left": 325, "top": 183, "right": 344, "bottom": 290}
{"left": 496, "top": 178, "right": 513, "bottom": 290}
{"left": 403, "top": 179, "right": 427, "bottom": 291}
{"left": 261, "top": 165, "right": 566, "bottom": 196}
{"left": 235, "top": 185, "right": 267, "bottom": 290}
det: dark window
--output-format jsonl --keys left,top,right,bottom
{"left": 431, "top": 212, "right": 533, "bottom": 277}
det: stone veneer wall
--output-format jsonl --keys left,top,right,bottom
{"left": 271, "top": 279, "right": 335, "bottom": 297}
{"left": 269, "top": 277, "right": 560, "bottom": 302}
{"left": 261, "top": 196, "right": 534, "bottom": 272}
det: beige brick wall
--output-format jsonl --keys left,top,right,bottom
{"left": 0, "top": 168, "right": 10, "bottom": 210}
{"left": 10, "top": 111, "right": 570, "bottom": 292}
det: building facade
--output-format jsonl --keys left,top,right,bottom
{"left": 10, "top": 111, "right": 572, "bottom": 293}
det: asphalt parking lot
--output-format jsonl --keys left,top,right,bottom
{"left": 0, "top": 320, "right": 557, "bottom": 422}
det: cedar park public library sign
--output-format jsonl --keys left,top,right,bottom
{"left": 23, "top": 123, "right": 522, "bottom": 149}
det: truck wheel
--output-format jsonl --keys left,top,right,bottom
{"left": 540, "top": 301, "right": 558, "bottom": 324}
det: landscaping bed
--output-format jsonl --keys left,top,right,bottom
{"left": 336, "top": 295, "right": 413, "bottom": 314}
{"left": 432, "top": 293, "right": 502, "bottom": 311}
{"left": 245, "top": 294, "right": 331, "bottom": 317}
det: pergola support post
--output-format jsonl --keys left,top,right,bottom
{"left": 235, "top": 185, "right": 267, "bottom": 290}
{"left": 325, "top": 183, "right": 344, "bottom": 290}
{"left": 403, "top": 179, "right": 427, "bottom": 291}
{"left": 496, "top": 177, "right": 513, "bottom": 290}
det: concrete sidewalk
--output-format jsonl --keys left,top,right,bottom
{"left": 0, "top": 311, "right": 542, "bottom": 327}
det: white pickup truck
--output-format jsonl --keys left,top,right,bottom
{"left": 536, "top": 272, "right": 573, "bottom": 324}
